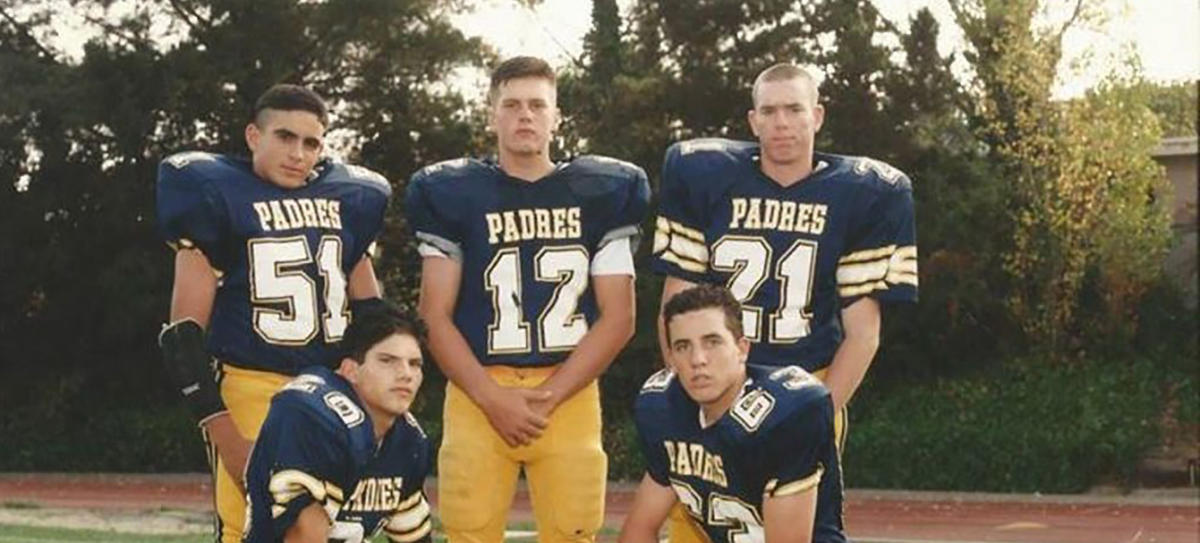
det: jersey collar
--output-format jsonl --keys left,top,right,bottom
{"left": 697, "top": 377, "right": 755, "bottom": 429}
{"left": 750, "top": 148, "right": 831, "bottom": 190}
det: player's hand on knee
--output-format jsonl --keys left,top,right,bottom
{"left": 203, "top": 413, "right": 253, "bottom": 491}
{"left": 481, "top": 387, "right": 551, "bottom": 447}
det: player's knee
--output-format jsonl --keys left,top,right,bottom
{"left": 540, "top": 448, "right": 607, "bottom": 542}
{"left": 439, "top": 441, "right": 518, "bottom": 538}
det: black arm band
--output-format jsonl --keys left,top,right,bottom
{"left": 158, "top": 319, "right": 226, "bottom": 425}
{"left": 349, "top": 297, "right": 388, "bottom": 320}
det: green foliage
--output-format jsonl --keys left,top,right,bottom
{"left": 0, "top": 0, "right": 485, "bottom": 470}
{"left": 847, "top": 356, "right": 1162, "bottom": 492}
{"left": 1140, "top": 80, "right": 1199, "bottom": 138}
{"left": 946, "top": 0, "right": 1173, "bottom": 354}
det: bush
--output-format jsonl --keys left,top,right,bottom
{"left": 845, "top": 356, "right": 1162, "bottom": 492}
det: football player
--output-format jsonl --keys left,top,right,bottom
{"left": 243, "top": 301, "right": 432, "bottom": 543}
{"left": 156, "top": 84, "right": 391, "bottom": 543}
{"left": 621, "top": 284, "right": 845, "bottom": 543}
{"left": 407, "top": 56, "right": 649, "bottom": 543}
{"left": 651, "top": 63, "right": 917, "bottom": 542}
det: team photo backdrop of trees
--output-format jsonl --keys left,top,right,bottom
{"left": 1, "top": 0, "right": 1195, "bottom": 492}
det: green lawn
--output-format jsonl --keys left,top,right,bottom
{"left": 0, "top": 523, "right": 556, "bottom": 543}
{"left": 0, "top": 524, "right": 208, "bottom": 543}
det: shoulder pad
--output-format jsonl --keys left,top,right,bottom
{"left": 322, "top": 390, "right": 366, "bottom": 429}
{"left": 766, "top": 365, "right": 823, "bottom": 392}
{"left": 278, "top": 373, "right": 328, "bottom": 395}
{"left": 668, "top": 138, "right": 756, "bottom": 175}
{"left": 324, "top": 161, "right": 392, "bottom": 196}
{"left": 569, "top": 155, "right": 645, "bottom": 180}
{"left": 640, "top": 368, "right": 676, "bottom": 394}
{"left": 414, "top": 157, "right": 489, "bottom": 182}
{"left": 673, "top": 138, "right": 758, "bottom": 160}
{"left": 836, "top": 155, "right": 911, "bottom": 190}
{"left": 675, "top": 138, "right": 751, "bottom": 156}
{"left": 162, "top": 151, "right": 219, "bottom": 170}
{"left": 729, "top": 388, "right": 777, "bottom": 433}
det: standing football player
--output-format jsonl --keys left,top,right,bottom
{"left": 621, "top": 284, "right": 845, "bottom": 543}
{"left": 407, "top": 56, "right": 649, "bottom": 543}
{"left": 651, "top": 62, "right": 917, "bottom": 541}
{"left": 156, "top": 84, "right": 391, "bottom": 543}
{"left": 244, "top": 302, "right": 432, "bottom": 543}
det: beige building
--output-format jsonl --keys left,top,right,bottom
{"left": 1153, "top": 136, "right": 1198, "bottom": 306}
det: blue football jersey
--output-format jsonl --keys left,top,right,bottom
{"left": 635, "top": 364, "right": 845, "bottom": 543}
{"left": 243, "top": 366, "right": 432, "bottom": 543}
{"left": 156, "top": 152, "right": 391, "bottom": 375}
{"left": 405, "top": 156, "right": 650, "bottom": 367}
{"left": 652, "top": 139, "right": 918, "bottom": 371}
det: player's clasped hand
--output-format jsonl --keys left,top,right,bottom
{"left": 480, "top": 386, "right": 552, "bottom": 447}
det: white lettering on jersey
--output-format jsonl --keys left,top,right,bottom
{"left": 166, "top": 151, "right": 216, "bottom": 169}
{"left": 728, "top": 198, "right": 827, "bottom": 235}
{"left": 484, "top": 207, "right": 582, "bottom": 244}
{"left": 769, "top": 366, "right": 820, "bottom": 391}
{"left": 252, "top": 198, "right": 343, "bottom": 232}
{"left": 641, "top": 369, "right": 675, "bottom": 392}
{"left": 663, "top": 440, "right": 728, "bottom": 487}
{"left": 281, "top": 374, "right": 326, "bottom": 394}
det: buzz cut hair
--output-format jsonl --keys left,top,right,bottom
{"left": 335, "top": 301, "right": 426, "bottom": 367}
{"left": 751, "top": 63, "right": 820, "bottom": 107}
{"left": 253, "top": 84, "right": 329, "bottom": 127}
{"left": 488, "top": 56, "right": 557, "bottom": 104}
{"left": 663, "top": 284, "right": 745, "bottom": 344}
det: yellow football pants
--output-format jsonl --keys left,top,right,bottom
{"left": 439, "top": 365, "right": 607, "bottom": 543}
{"left": 203, "top": 365, "right": 291, "bottom": 543}
{"left": 666, "top": 367, "right": 846, "bottom": 543}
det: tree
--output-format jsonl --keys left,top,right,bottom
{"left": 0, "top": 0, "right": 485, "bottom": 470}
{"left": 948, "top": 0, "right": 1172, "bottom": 352}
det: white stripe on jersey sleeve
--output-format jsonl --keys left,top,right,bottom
{"left": 591, "top": 236, "right": 636, "bottom": 277}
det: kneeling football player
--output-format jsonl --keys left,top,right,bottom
{"left": 243, "top": 302, "right": 433, "bottom": 543}
{"left": 620, "top": 284, "right": 846, "bottom": 543}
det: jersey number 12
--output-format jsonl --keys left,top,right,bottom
{"left": 485, "top": 246, "right": 590, "bottom": 354}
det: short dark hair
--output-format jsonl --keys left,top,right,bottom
{"left": 663, "top": 284, "right": 745, "bottom": 344}
{"left": 488, "top": 56, "right": 556, "bottom": 104}
{"left": 253, "top": 84, "right": 329, "bottom": 127}
{"left": 335, "top": 300, "right": 425, "bottom": 367}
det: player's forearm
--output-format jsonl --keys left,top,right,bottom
{"left": 284, "top": 503, "right": 331, "bottom": 543}
{"left": 346, "top": 256, "right": 382, "bottom": 299}
{"left": 540, "top": 308, "right": 634, "bottom": 404}
{"left": 823, "top": 318, "right": 880, "bottom": 410}
{"left": 169, "top": 249, "right": 218, "bottom": 326}
{"left": 763, "top": 495, "right": 815, "bottom": 543}
{"left": 618, "top": 475, "right": 676, "bottom": 543}
{"left": 422, "top": 314, "right": 500, "bottom": 404}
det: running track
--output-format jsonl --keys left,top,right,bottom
{"left": 0, "top": 474, "right": 1195, "bottom": 543}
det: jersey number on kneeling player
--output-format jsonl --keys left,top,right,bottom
{"left": 711, "top": 236, "right": 817, "bottom": 343}
{"left": 485, "top": 245, "right": 589, "bottom": 354}
{"left": 673, "top": 481, "right": 764, "bottom": 543}
{"left": 249, "top": 235, "right": 349, "bottom": 344}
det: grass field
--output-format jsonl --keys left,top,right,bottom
{"left": 0, "top": 522, "right": 554, "bottom": 543}
{"left": 0, "top": 524, "right": 207, "bottom": 543}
